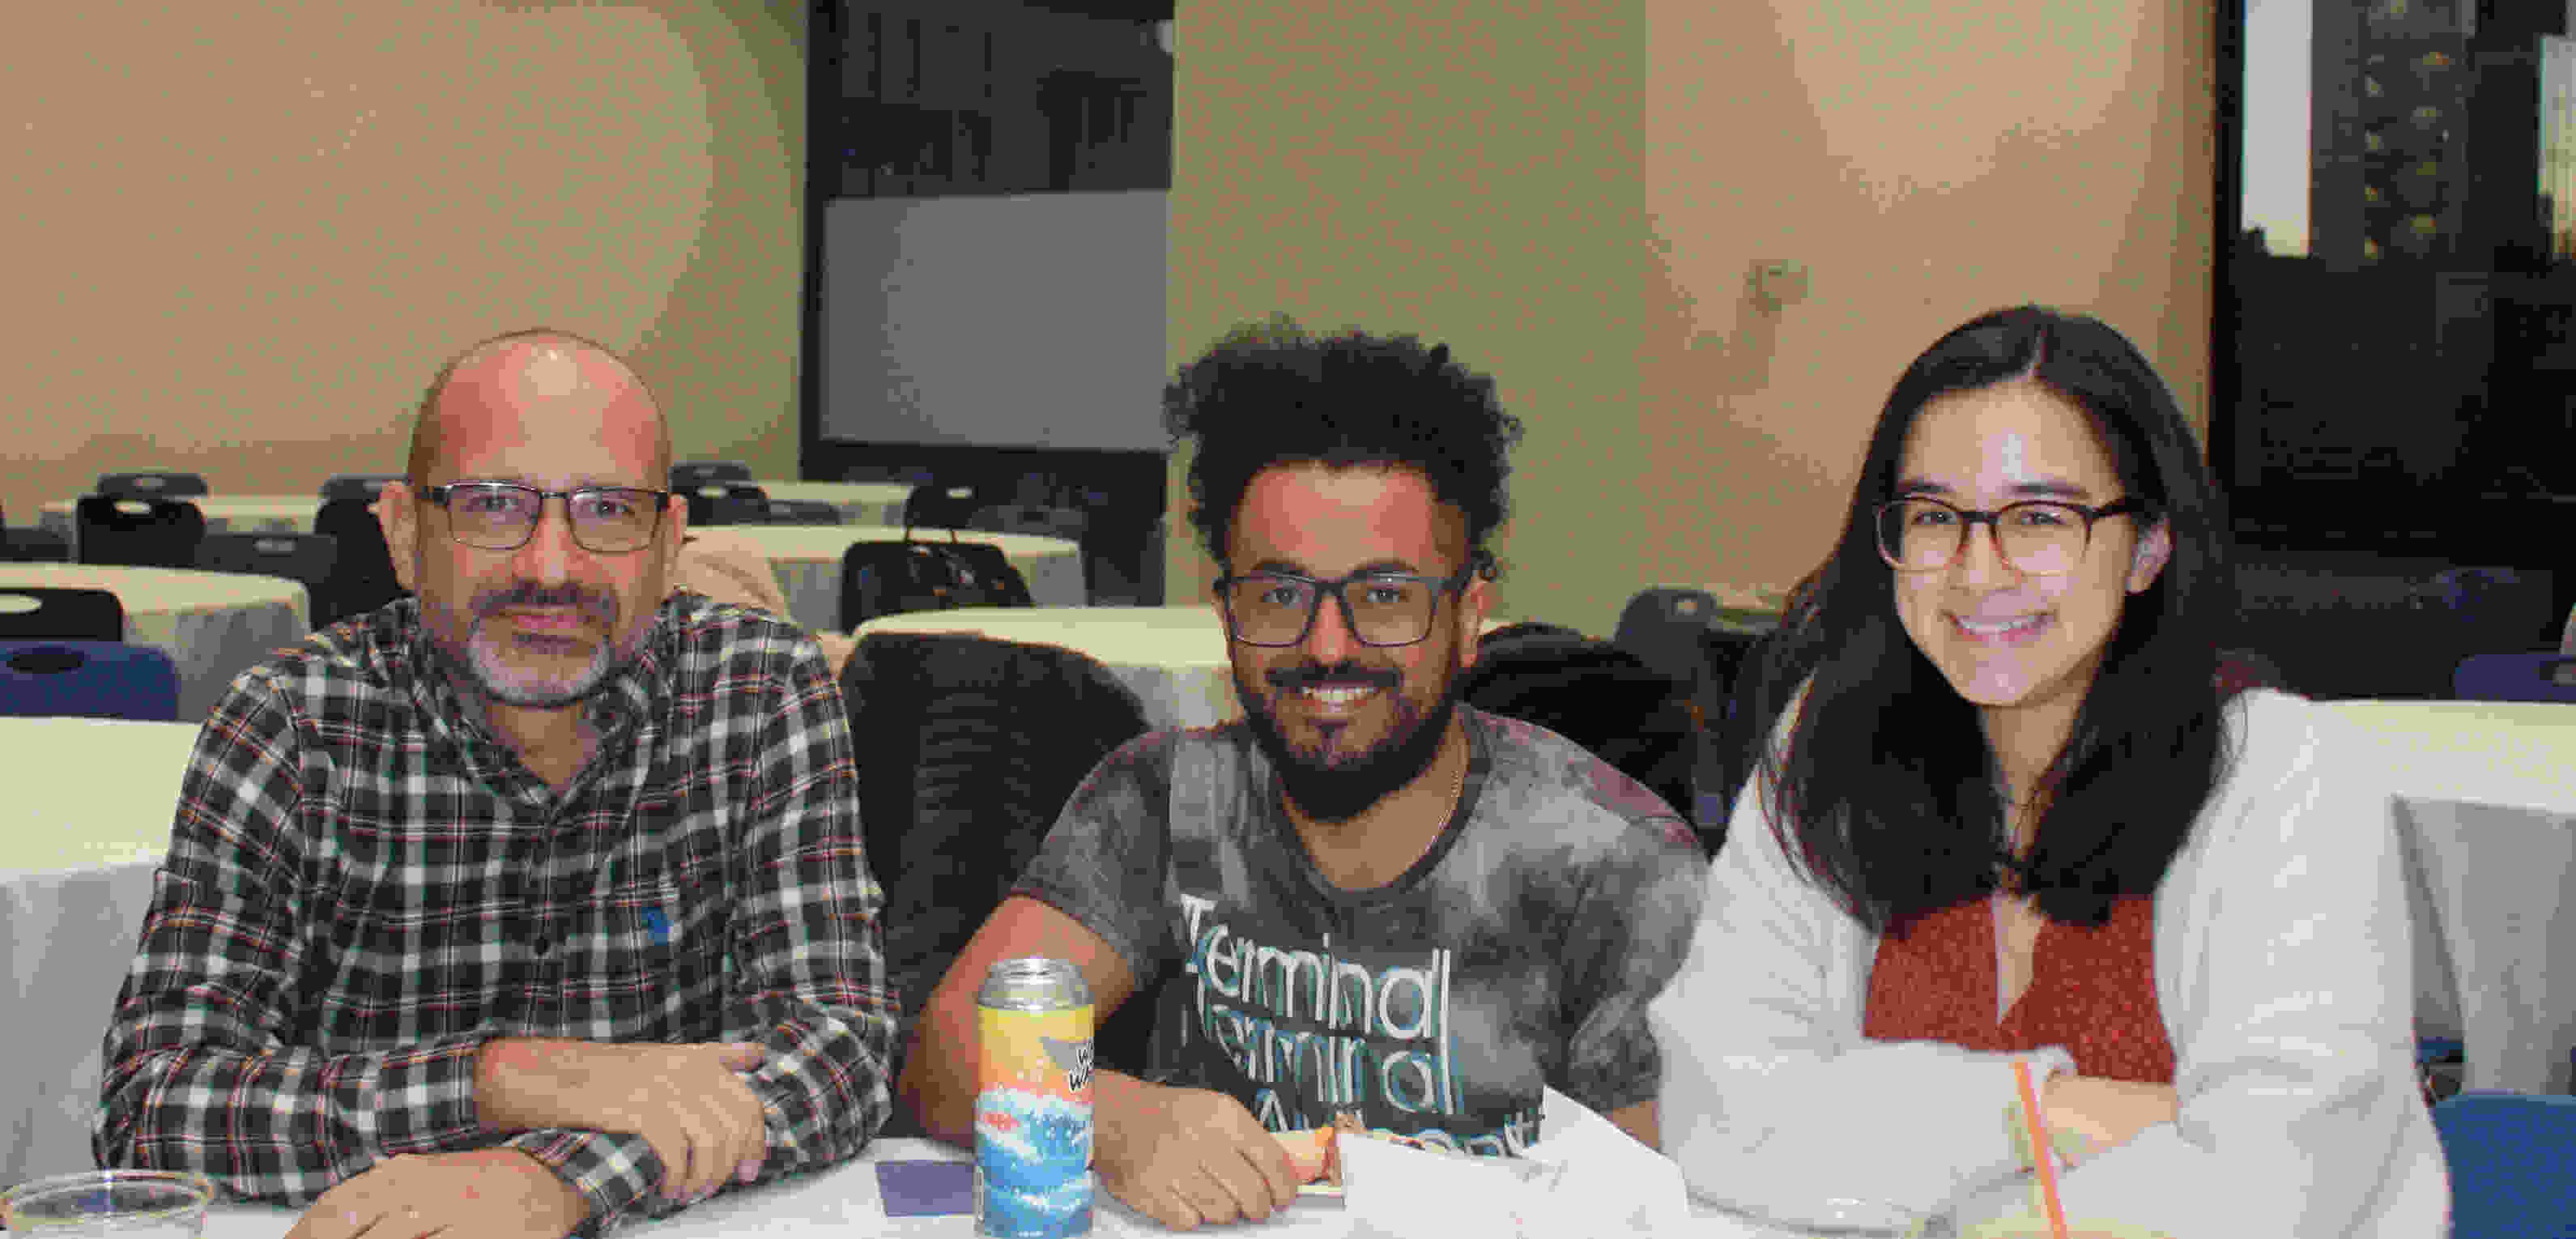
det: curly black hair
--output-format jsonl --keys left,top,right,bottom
{"left": 1163, "top": 319, "right": 1526, "bottom": 576}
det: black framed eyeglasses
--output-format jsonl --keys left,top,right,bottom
{"left": 1213, "top": 569, "right": 1472, "bottom": 648}
{"left": 1874, "top": 496, "right": 2141, "bottom": 576}
{"left": 420, "top": 481, "right": 673, "bottom": 554}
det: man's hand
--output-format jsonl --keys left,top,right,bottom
{"left": 280, "top": 1149, "right": 586, "bottom": 1239}
{"left": 1093, "top": 1076, "right": 1299, "bottom": 1230}
{"left": 477, "top": 1038, "right": 770, "bottom": 1204}
{"left": 2040, "top": 1075, "right": 2180, "bottom": 1166}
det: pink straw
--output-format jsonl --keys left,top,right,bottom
{"left": 2012, "top": 1061, "right": 2073, "bottom": 1239}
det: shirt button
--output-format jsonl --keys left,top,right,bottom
{"left": 532, "top": 936, "right": 554, "bottom": 957}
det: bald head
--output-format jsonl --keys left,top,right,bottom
{"left": 406, "top": 328, "right": 671, "bottom": 488}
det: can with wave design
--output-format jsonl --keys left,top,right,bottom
{"left": 976, "top": 956, "right": 1095, "bottom": 1238}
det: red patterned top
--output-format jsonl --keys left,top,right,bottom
{"left": 1860, "top": 894, "right": 2177, "bottom": 1084}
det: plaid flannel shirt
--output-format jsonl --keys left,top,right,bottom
{"left": 94, "top": 593, "right": 896, "bottom": 1233}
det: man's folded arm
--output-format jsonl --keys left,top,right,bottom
{"left": 719, "top": 645, "right": 901, "bottom": 1171}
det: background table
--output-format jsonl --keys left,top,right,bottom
{"left": 38, "top": 496, "right": 321, "bottom": 560}
{"left": 748, "top": 480, "right": 913, "bottom": 526}
{"left": 0, "top": 564, "right": 311, "bottom": 722}
{"left": 713, "top": 525, "right": 1085, "bottom": 635}
{"left": 2332, "top": 699, "right": 2576, "bottom": 1094}
{"left": 0, "top": 717, "right": 200, "bottom": 1190}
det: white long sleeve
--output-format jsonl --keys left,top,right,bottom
{"left": 1650, "top": 688, "right": 2448, "bottom": 1236}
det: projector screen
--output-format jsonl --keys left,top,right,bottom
{"left": 817, "top": 190, "right": 1169, "bottom": 453}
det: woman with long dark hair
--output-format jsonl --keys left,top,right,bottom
{"left": 1650, "top": 307, "right": 2443, "bottom": 1235}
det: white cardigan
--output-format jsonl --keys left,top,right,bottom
{"left": 1650, "top": 688, "right": 2449, "bottom": 1235}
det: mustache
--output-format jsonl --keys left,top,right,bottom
{"left": 1266, "top": 662, "right": 1400, "bottom": 692}
{"left": 471, "top": 582, "right": 617, "bottom": 626}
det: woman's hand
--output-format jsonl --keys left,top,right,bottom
{"left": 2038, "top": 1075, "right": 2178, "bottom": 1167}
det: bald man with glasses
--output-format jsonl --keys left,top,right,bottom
{"left": 94, "top": 329, "right": 896, "bottom": 1239}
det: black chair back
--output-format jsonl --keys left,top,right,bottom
{"left": 74, "top": 496, "right": 206, "bottom": 568}
{"left": 1463, "top": 624, "right": 1705, "bottom": 854}
{"left": 839, "top": 630, "right": 1158, "bottom": 1130}
{"left": 901, "top": 483, "right": 984, "bottom": 537}
{"left": 761, "top": 498, "right": 845, "bottom": 526}
{"left": 194, "top": 533, "right": 340, "bottom": 621}
{"left": 684, "top": 483, "right": 770, "bottom": 527}
{"left": 671, "top": 461, "right": 755, "bottom": 490}
{"left": 0, "top": 587, "right": 126, "bottom": 641}
{"left": 0, "top": 640, "right": 181, "bottom": 722}
{"left": 318, "top": 474, "right": 402, "bottom": 504}
{"left": 93, "top": 471, "right": 210, "bottom": 500}
{"left": 838, "top": 539, "right": 1036, "bottom": 630}
{"left": 313, "top": 498, "right": 410, "bottom": 628}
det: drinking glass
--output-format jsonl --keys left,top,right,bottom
{"left": 0, "top": 1170, "right": 215, "bottom": 1237}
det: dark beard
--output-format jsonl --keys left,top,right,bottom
{"left": 1238, "top": 663, "right": 1466, "bottom": 825}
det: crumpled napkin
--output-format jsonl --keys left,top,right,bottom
{"left": 1342, "top": 1088, "right": 1695, "bottom": 1239}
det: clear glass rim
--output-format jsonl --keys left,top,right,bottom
{"left": 0, "top": 1169, "right": 216, "bottom": 1222}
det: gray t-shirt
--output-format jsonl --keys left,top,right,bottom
{"left": 1012, "top": 706, "right": 1709, "bottom": 1157}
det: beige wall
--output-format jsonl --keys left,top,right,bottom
{"left": 2, "top": 1, "right": 806, "bottom": 526}
{"left": 1166, "top": 0, "right": 2216, "bottom": 637}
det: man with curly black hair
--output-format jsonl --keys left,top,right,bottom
{"left": 898, "top": 321, "right": 1709, "bottom": 1230}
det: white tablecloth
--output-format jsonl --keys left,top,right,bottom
{"left": 0, "top": 717, "right": 201, "bottom": 1190}
{"left": 2331, "top": 700, "right": 2576, "bottom": 1094}
{"left": 194, "top": 1089, "right": 1778, "bottom": 1238}
{"left": 749, "top": 480, "right": 913, "bottom": 526}
{"left": 38, "top": 496, "right": 321, "bottom": 560}
{"left": 0, "top": 564, "right": 311, "bottom": 722}
{"left": 707, "top": 525, "right": 1085, "bottom": 635}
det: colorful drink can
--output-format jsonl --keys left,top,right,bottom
{"left": 976, "top": 956, "right": 1095, "bottom": 1238}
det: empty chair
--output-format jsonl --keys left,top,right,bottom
{"left": 194, "top": 533, "right": 339, "bottom": 623}
{"left": 683, "top": 483, "right": 769, "bottom": 527}
{"left": 318, "top": 474, "right": 402, "bottom": 505}
{"left": 92, "top": 471, "right": 210, "bottom": 500}
{"left": 1613, "top": 586, "right": 1732, "bottom": 725}
{"left": 1463, "top": 622, "right": 1705, "bottom": 853}
{"left": 74, "top": 495, "right": 206, "bottom": 568}
{"left": 839, "top": 630, "right": 1157, "bottom": 1132}
{"left": 312, "top": 497, "right": 410, "bottom": 628}
{"left": 2431, "top": 1091, "right": 2576, "bottom": 1239}
{"left": 839, "top": 539, "right": 1035, "bottom": 630}
{"left": 760, "top": 498, "right": 844, "bottom": 526}
{"left": 0, "top": 498, "right": 72, "bottom": 564}
{"left": 2454, "top": 652, "right": 2576, "bottom": 704}
{"left": 0, "top": 587, "right": 126, "bottom": 641}
{"left": 670, "top": 460, "right": 755, "bottom": 490}
{"left": 901, "top": 483, "right": 986, "bottom": 537}
{"left": 0, "top": 641, "right": 181, "bottom": 722}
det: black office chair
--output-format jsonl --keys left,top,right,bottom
{"left": 92, "top": 471, "right": 210, "bottom": 500}
{"left": 840, "top": 629, "right": 1158, "bottom": 1135}
{"left": 838, "top": 539, "right": 1036, "bottom": 630}
{"left": 312, "top": 498, "right": 410, "bottom": 628}
{"left": 761, "top": 499, "right": 845, "bottom": 526}
{"left": 1463, "top": 623, "right": 1705, "bottom": 853}
{"left": 0, "top": 587, "right": 126, "bottom": 641}
{"left": 74, "top": 496, "right": 206, "bottom": 568}
{"left": 0, "top": 499, "right": 72, "bottom": 563}
{"left": 671, "top": 461, "right": 755, "bottom": 491}
{"left": 0, "top": 641, "right": 181, "bottom": 722}
{"left": 194, "top": 533, "right": 340, "bottom": 624}
{"left": 683, "top": 483, "right": 770, "bottom": 527}
{"left": 901, "top": 483, "right": 986, "bottom": 537}
{"left": 318, "top": 474, "right": 403, "bottom": 505}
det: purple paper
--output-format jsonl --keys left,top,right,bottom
{"left": 876, "top": 1159, "right": 975, "bottom": 1217}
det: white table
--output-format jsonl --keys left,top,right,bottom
{"left": 0, "top": 564, "right": 311, "bottom": 722}
{"left": 194, "top": 1089, "right": 1780, "bottom": 1238}
{"left": 749, "top": 480, "right": 915, "bottom": 526}
{"left": 2331, "top": 700, "right": 2576, "bottom": 1094}
{"left": 709, "top": 525, "right": 1086, "bottom": 635}
{"left": 0, "top": 717, "right": 201, "bottom": 1190}
{"left": 38, "top": 496, "right": 321, "bottom": 560}
{"left": 854, "top": 607, "right": 1518, "bottom": 731}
